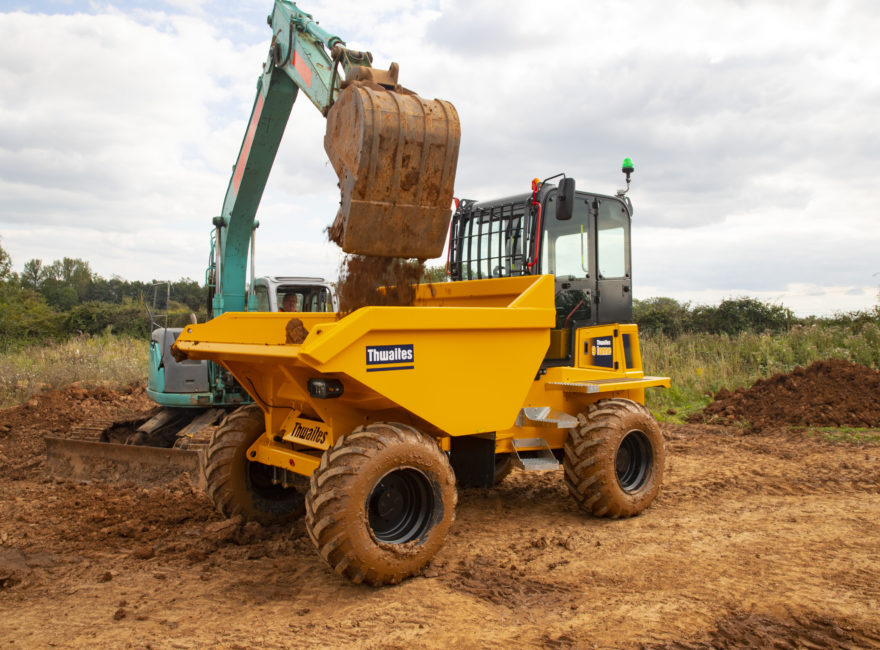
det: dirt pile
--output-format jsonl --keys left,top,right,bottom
{"left": 335, "top": 254, "right": 425, "bottom": 314}
{"left": 0, "top": 383, "right": 154, "bottom": 480}
{"left": 691, "top": 359, "right": 880, "bottom": 429}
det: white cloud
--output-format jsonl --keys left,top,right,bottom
{"left": 1, "top": 0, "right": 879, "bottom": 316}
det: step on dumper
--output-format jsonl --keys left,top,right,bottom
{"left": 173, "top": 275, "right": 669, "bottom": 585}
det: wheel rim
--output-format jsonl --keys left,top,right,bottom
{"left": 615, "top": 430, "right": 653, "bottom": 493}
{"left": 368, "top": 468, "right": 435, "bottom": 544}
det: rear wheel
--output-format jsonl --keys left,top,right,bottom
{"left": 564, "top": 398, "right": 665, "bottom": 518}
{"left": 204, "top": 404, "right": 305, "bottom": 522}
{"left": 305, "top": 423, "right": 456, "bottom": 586}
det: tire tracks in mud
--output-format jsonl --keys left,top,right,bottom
{"left": 3, "top": 386, "right": 880, "bottom": 647}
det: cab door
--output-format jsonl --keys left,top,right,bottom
{"left": 593, "top": 196, "right": 632, "bottom": 324}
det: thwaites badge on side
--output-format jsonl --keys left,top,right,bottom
{"left": 366, "top": 344, "right": 415, "bottom": 372}
{"left": 282, "top": 417, "right": 331, "bottom": 449}
{"left": 591, "top": 337, "right": 614, "bottom": 368}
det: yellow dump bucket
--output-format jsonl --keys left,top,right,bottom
{"left": 173, "top": 276, "right": 555, "bottom": 440}
{"left": 324, "top": 82, "right": 461, "bottom": 259}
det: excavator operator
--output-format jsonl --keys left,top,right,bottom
{"left": 281, "top": 294, "right": 298, "bottom": 312}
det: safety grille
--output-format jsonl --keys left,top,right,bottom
{"left": 449, "top": 199, "right": 538, "bottom": 281}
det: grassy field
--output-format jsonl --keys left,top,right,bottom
{"left": 1, "top": 324, "right": 878, "bottom": 417}
{"left": 642, "top": 323, "right": 880, "bottom": 418}
{"left": 0, "top": 335, "right": 148, "bottom": 409}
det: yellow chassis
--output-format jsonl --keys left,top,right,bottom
{"left": 173, "top": 275, "right": 668, "bottom": 478}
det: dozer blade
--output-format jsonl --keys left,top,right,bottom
{"left": 324, "top": 82, "right": 461, "bottom": 259}
{"left": 45, "top": 436, "right": 205, "bottom": 490}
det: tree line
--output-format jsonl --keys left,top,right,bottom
{"left": 1, "top": 239, "right": 876, "bottom": 345}
{"left": 0, "top": 238, "right": 205, "bottom": 343}
{"left": 633, "top": 295, "right": 879, "bottom": 337}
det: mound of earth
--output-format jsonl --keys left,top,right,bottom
{"left": 0, "top": 383, "right": 154, "bottom": 480}
{"left": 690, "top": 359, "right": 880, "bottom": 430}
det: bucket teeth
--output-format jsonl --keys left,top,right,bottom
{"left": 324, "top": 82, "right": 461, "bottom": 259}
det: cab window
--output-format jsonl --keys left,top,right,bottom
{"left": 277, "top": 286, "right": 333, "bottom": 313}
{"left": 597, "top": 203, "right": 629, "bottom": 279}
{"left": 542, "top": 196, "right": 590, "bottom": 278}
{"left": 254, "top": 285, "right": 271, "bottom": 312}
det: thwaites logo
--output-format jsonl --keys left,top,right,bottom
{"left": 591, "top": 336, "right": 614, "bottom": 368}
{"left": 366, "top": 344, "right": 414, "bottom": 372}
{"left": 289, "top": 421, "right": 328, "bottom": 446}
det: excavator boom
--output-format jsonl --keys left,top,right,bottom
{"left": 215, "top": 1, "right": 460, "bottom": 315}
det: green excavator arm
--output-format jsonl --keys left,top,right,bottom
{"left": 212, "top": 0, "right": 461, "bottom": 316}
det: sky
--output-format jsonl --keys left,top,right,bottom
{"left": 1, "top": 0, "right": 878, "bottom": 316}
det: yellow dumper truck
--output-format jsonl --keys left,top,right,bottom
{"left": 173, "top": 167, "right": 669, "bottom": 586}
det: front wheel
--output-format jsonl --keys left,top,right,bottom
{"left": 564, "top": 398, "right": 665, "bottom": 518}
{"left": 203, "top": 404, "right": 305, "bottom": 522}
{"left": 305, "top": 423, "right": 457, "bottom": 586}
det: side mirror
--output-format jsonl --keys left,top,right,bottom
{"left": 556, "top": 177, "right": 576, "bottom": 221}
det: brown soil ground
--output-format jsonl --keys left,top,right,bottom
{"left": 691, "top": 359, "right": 880, "bottom": 430}
{"left": 2, "top": 385, "right": 880, "bottom": 648}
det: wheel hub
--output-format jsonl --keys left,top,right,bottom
{"left": 615, "top": 429, "right": 652, "bottom": 493}
{"left": 368, "top": 468, "right": 434, "bottom": 544}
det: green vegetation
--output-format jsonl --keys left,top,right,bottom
{"left": 0, "top": 238, "right": 204, "bottom": 346}
{"left": 635, "top": 296, "right": 794, "bottom": 337}
{"left": 642, "top": 322, "right": 880, "bottom": 418}
{"left": 634, "top": 294, "right": 880, "bottom": 419}
{"left": 806, "top": 427, "right": 880, "bottom": 444}
{"left": 0, "top": 334, "right": 148, "bottom": 408}
{"left": 2, "top": 239, "right": 878, "bottom": 427}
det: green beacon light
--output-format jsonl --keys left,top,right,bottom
{"left": 619, "top": 157, "right": 634, "bottom": 196}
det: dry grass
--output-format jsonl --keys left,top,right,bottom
{"left": 0, "top": 335, "right": 148, "bottom": 408}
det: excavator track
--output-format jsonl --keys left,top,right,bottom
{"left": 68, "top": 413, "right": 154, "bottom": 444}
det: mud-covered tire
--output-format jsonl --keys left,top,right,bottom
{"left": 204, "top": 404, "right": 305, "bottom": 522}
{"left": 564, "top": 398, "right": 664, "bottom": 518}
{"left": 305, "top": 423, "right": 457, "bottom": 586}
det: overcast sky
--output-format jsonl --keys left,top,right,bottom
{"left": 1, "top": 0, "right": 878, "bottom": 315}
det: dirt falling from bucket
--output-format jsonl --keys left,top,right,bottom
{"left": 335, "top": 255, "right": 426, "bottom": 315}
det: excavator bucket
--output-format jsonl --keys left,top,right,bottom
{"left": 324, "top": 82, "right": 461, "bottom": 259}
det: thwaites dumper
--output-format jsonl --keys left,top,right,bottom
{"left": 173, "top": 165, "right": 670, "bottom": 586}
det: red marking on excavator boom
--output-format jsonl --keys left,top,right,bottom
{"left": 232, "top": 93, "right": 265, "bottom": 195}
{"left": 292, "top": 50, "right": 313, "bottom": 87}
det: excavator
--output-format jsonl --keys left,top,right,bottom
{"left": 45, "top": 0, "right": 461, "bottom": 484}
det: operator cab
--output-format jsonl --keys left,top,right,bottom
{"left": 252, "top": 276, "right": 338, "bottom": 313}
{"left": 449, "top": 173, "right": 633, "bottom": 365}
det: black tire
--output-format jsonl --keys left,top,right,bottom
{"left": 564, "top": 398, "right": 665, "bottom": 518}
{"left": 305, "top": 423, "right": 457, "bottom": 586}
{"left": 204, "top": 404, "right": 305, "bottom": 522}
